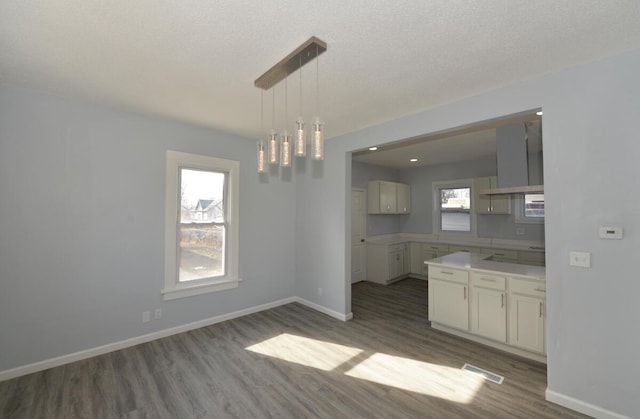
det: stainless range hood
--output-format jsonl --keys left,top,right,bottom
{"left": 481, "top": 121, "right": 544, "bottom": 195}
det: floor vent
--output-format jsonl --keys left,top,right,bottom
{"left": 461, "top": 363, "right": 504, "bottom": 384}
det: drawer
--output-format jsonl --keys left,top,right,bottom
{"left": 449, "top": 245, "right": 480, "bottom": 253}
{"left": 510, "top": 277, "right": 546, "bottom": 298}
{"left": 423, "top": 243, "right": 449, "bottom": 252}
{"left": 481, "top": 248, "right": 518, "bottom": 261}
{"left": 428, "top": 266, "right": 468, "bottom": 284}
{"left": 389, "top": 243, "right": 407, "bottom": 253}
{"left": 471, "top": 272, "right": 506, "bottom": 290}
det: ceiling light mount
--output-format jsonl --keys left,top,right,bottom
{"left": 255, "top": 37, "right": 327, "bottom": 90}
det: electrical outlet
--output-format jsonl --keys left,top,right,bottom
{"left": 569, "top": 251, "right": 591, "bottom": 268}
{"left": 516, "top": 227, "right": 525, "bottom": 236}
{"left": 142, "top": 311, "right": 151, "bottom": 323}
{"left": 154, "top": 309, "right": 162, "bottom": 320}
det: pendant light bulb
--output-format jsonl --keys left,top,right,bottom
{"left": 312, "top": 117, "right": 324, "bottom": 161}
{"left": 257, "top": 140, "right": 267, "bottom": 173}
{"left": 295, "top": 117, "right": 306, "bottom": 157}
{"left": 280, "top": 130, "right": 291, "bottom": 167}
{"left": 269, "top": 129, "right": 279, "bottom": 165}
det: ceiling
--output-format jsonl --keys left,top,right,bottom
{"left": 1, "top": 1, "right": 640, "bottom": 143}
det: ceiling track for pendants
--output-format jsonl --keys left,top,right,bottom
{"left": 255, "top": 37, "right": 327, "bottom": 90}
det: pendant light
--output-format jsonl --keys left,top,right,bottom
{"left": 268, "top": 87, "right": 279, "bottom": 165}
{"left": 295, "top": 54, "right": 307, "bottom": 157}
{"left": 312, "top": 44, "right": 324, "bottom": 161}
{"left": 257, "top": 90, "right": 267, "bottom": 173}
{"left": 280, "top": 74, "right": 291, "bottom": 167}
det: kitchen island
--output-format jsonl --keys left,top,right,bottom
{"left": 425, "top": 252, "right": 546, "bottom": 362}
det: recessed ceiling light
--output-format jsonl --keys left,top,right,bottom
{"left": 369, "top": 146, "right": 378, "bottom": 151}
{"left": 410, "top": 158, "right": 418, "bottom": 162}
{"left": 536, "top": 111, "right": 543, "bottom": 116}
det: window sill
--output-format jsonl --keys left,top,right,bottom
{"left": 162, "top": 278, "right": 240, "bottom": 301}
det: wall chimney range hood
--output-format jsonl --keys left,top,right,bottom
{"left": 481, "top": 121, "right": 544, "bottom": 195}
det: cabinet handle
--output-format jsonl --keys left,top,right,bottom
{"left": 487, "top": 206, "right": 490, "bottom": 212}
{"left": 501, "top": 293, "right": 504, "bottom": 308}
{"left": 463, "top": 286, "right": 467, "bottom": 299}
{"left": 539, "top": 302, "right": 543, "bottom": 318}
{"left": 534, "top": 288, "right": 546, "bottom": 293}
{"left": 494, "top": 253, "right": 505, "bottom": 256}
{"left": 480, "top": 277, "right": 497, "bottom": 282}
{"left": 440, "top": 271, "right": 454, "bottom": 275}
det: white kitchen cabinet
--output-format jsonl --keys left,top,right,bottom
{"left": 474, "top": 176, "right": 511, "bottom": 214}
{"left": 366, "top": 242, "right": 409, "bottom": 284}
{"left": 481, "top": 248, "right": 518, "bottom": 263}
{"left": 409, "top": 242, "right": 423, "bottom": 275}
{"left": 428, "top": 266, "right": 469, "bottom": 331}
{"left": 396, "top": 183, "right": 411, "bottom": 214}
{"left": 509, "top": 278, "right": 546, "bottom": 354}
{"left": 367, "top": 180, "right": 411, "bottom": 214}
{"left": 518, "top": 250, "right": 546, "bottom": 266}
{"left": 470, "top": 272, "right": 507, "bottom": 343}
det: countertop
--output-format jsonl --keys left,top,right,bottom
{"left": 365, "top": 235, "right": 545, "bottom": 252}
{"left": 424, "top": 252, "right": 546, "bottom": 280}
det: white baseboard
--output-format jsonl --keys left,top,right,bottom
{"left": 546, "top": 388, "right": 631, "bottom": 419}
{"left": 0, "top": 296, "right": 350, "bottom": 382}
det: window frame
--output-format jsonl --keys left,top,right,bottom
{"left": 432, "top": 179, "right": 477, "bottom": 237}
{"left": 514, "top": 193, "right": 545, "bottom": 224}
{"left": 163, "top": 151, "right": 240, "bottom": 300}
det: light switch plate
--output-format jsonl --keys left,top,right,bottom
{"left": 570, "top": 251, "right": 591, "bottom": 268}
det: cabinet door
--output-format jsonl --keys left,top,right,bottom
{"left": 402, "top": 244, "right": 410, "bottom": 275}
{"left": 409, "top": 243, "right": 423, "bottom": 274}
{"left": 509, "top": 294, "right": 545, "bottom": 353}
{"left": 396, "top": 183, "right": 411, "bottom": 214}
{"left": 471, "top": 287, "right": 507, "bottom": 342}
{"left": 379, "top": 181, "right": 397, "bottom": 213}
{"left": 488, "top": 175, "right": 511, "bottom": 214}
{"left": 474, "top": 177, "right": 492, "bottom": 214}
{"left": 429, "top": 279, "right": 469, "bottom": 331}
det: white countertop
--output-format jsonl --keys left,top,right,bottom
{"left": 425, "top": 252, "right": 546, "bottom": 280}
{"left": 365, "top": 234, "right": 545, "bottom": 252}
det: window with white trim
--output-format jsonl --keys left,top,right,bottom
{"left": 163, "top": 151, "right": 239, "bottom": 300}
{"left": 515, "top": 193, "right": 545, "bottom": 224}
{"left": 433, "top": 179, "right": 475, "bottom": 235}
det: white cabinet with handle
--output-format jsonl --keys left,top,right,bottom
{"left": 474, "top": 176, "right": 511, "bottom": 214}
{"left": 428, "top": 266, "right": 469, "bottom": 331}
{"left": 366, "top": 242, "right": 410, "bottom": 284}
{"left": 509, "top": 278, "right": 546, "bottom": 354}
{"left": 470, "top": 272, "right": 507, "bottom": 343}
{"left": 367, "top": 181, "right": 411, "bottom": 214}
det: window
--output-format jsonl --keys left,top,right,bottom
{"left": 164, "top": 151, "right": 239, "bottom": 300}
{"left": 433, "top": 179, "right": 475, "bottom": 235}
{"left": 515, "top": 193, "right": 545, "bottom": 224}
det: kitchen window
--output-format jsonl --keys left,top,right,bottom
{"left": 433, "top": 179, "right": 475, "bottom": 235}
{"left": 163, "top": 151, "right": 240, "bottom": 300}
{"left": 515, "top": 193, "right": 545, "bottom": 224}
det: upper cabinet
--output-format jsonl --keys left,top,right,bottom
{"left": 474, "top": 176, "right": 511, "bottom": 215}
{"left": 368, "top": 181, "right": 411, "bottom": 214}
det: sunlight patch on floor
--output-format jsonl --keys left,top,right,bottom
{"left": 345, "top": 352, "right": 484, "bottom": 404}
{"left": 246, "top": 333, "right": 484, "bottom": 403}
{"left": 245, "top": 333, "right": 363, "bottom": 371}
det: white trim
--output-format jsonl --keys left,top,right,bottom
{"left": 164, "top": 151, "right": 240, "bottom": 300}
{"left": 432, "top": 179, "right": 477, "bottom": 237}
{"left": 295, "top": 297, "right": 353, "bottom": 321}
{"left": 545, "top": 389, "right": 631, "bottom": 419}
{"left": 0, "top": 297, "right": 350, "bottom": 382}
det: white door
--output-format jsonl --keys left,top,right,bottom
{"left": 351, "top": 189, "right": 366, "bottom": 283}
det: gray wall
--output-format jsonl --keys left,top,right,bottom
{"left": 0, "top": 84, "right": 297, "bottom": 372}
{"left": 297, "top": 49, "right": 640, "bottom": 417}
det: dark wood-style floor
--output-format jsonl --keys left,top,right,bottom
{"left": 0, "top": 279, "right": 586, "bottom": 418}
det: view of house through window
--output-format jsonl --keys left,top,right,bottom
{"left": 179, "top": 168, "right": 226, "bottom": 281}
{"left": 524, "top": 193, "right": 544, "bottom": 218}
{"left": 440, "top": 187, "right": 471, "bottom": 232}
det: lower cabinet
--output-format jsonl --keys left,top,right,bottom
{"left": 428, "top": 267, "right": 469, "bottom": 331}
{"left": 367, "top": 242, "right": 409, "bottom": 284}
{"left": 470, "top": 272, "right": 507, "bottom": 343}
{"left": 509, "top": 278, "right": 546, "bottom": 353}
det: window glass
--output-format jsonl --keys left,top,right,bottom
{"left": 178, "top": 169, "right": 226, "bottom": 282}
{"left": 440, "top": 187, "right": 471, "bottom": 232}
{"left": 524, "top": 193, "right": 544, "bottom": 218}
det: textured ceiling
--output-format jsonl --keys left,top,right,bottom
{"left": 1, "top": 1, "right": 640, "bottom": 142}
